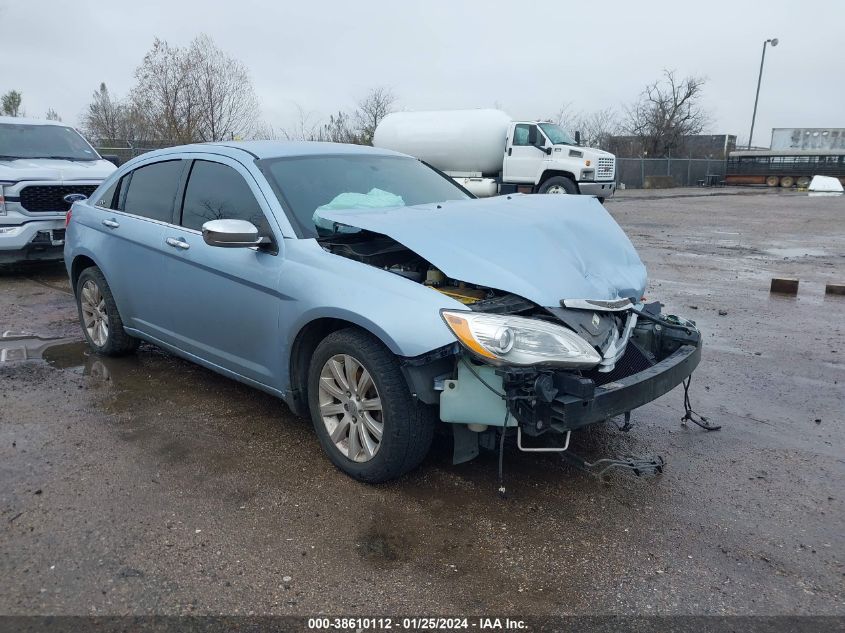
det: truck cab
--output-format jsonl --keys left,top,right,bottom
{"left": 0, "top": 117, "right": 116, "bottom": 264}
{"left": 502, "top": 121, "right": 616, "bottom": 199}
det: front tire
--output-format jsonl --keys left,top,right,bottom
{"left": 538, "top": 176, "right": 578, "bottom": 195}
{"left": 75, "top": 267, "right": 139, "bottom": 356}
{"left": 307, "top": 328, "right": 435, "bottom": 483}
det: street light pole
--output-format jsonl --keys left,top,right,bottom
{"left": 747, "top": 37, "right": 779, "bottom": 150}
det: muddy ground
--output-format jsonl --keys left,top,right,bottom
{"left": 1, "top": 188, "right": 843, "bottom": 616}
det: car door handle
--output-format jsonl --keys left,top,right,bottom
{"left": 102, "top": 219, "right": 120, "bottom": 229}
{"left": 165, "top": 237, "right": 190, "bottom": 250}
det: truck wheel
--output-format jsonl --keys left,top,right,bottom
{"left": 75, "top": 267, "right": 140, "bottom": 356}
{"left": 766, "top": 175, "right": 780, "bottom": 187}
{"left": 307, "top": 328, "right": 435, "bottom": 483}
{"left": 780, "top": 176, "right": 794, "bottom": 188}
{"left": 538, "top": 176, "right": 578, "bottom": 195}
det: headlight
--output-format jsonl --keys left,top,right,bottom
{"left": 581, "top": 170, "right": 595, "bottom": 181}
{"left": 441, "top": 310, "right": 601, "bottom": 368}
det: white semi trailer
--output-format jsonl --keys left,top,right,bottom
{"left": 373, "top": 109, "right": 617, "bottom": 201}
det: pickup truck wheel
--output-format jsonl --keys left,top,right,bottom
{"left": 308, "top": 328, "right": 435, "bottom": 483}
{"left": 538, "top": 176, "right": 578, "bottom": 194}
{"left": 76, "top": 267, "right": 139, "bottom": 356}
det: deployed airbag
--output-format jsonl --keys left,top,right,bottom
{"left": 313, "top": 188, "right": 405, "bottom": 232}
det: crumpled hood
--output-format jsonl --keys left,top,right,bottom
{"left": 318, "top": 194, "right": 647, "bottom": 307}
{"left": 0, "top": 158, "right": 116, "bottom": 182}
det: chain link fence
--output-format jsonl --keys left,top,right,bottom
{"left": 616, "top": 158, "right": 727, "bottom": 189}
{"left": 94, "top": 141, "right": 176, "bottom": 166}
{"left": 95, "top": 143, "right": 728, "bottom": 191}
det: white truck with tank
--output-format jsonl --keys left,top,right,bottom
{"left": 373, "top": 109, "right": 617, "bottom": 201}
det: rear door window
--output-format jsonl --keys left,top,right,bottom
{"left": 94, "top": 179, "right": 119, "bottom": 209}
{"left": 121, "top": 160, "right": 185, "bottom": 223}
{"left": 180, "top": 160, "right": 271, "bottom": 236}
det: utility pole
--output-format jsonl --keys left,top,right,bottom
{"left": 748, "top": 38, "right": 779, "bottom": 150}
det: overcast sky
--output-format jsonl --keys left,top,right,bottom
{"left": 2, "top": 0, "right": 842, "bottom": 147}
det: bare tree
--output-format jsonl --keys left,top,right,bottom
{"left": 354, "top": 87, "right": 395, "bottom": 146}
{"left": 284, "top": 88, "right": 392, "bottom": 145}
{"left": 189, "top": 34, "right": 260, "bottom": 141}
{"left": 82, "top": 83, "right": 123, "bottom": 142}
{"left": 128, "top": 35, "right": 260, "bottom": 143}
{"left": 549, "top": 105, "right": 621, "bottom": 149}
{"left": 45, "top": 108, "right": 62, "bottom": 121}
{"left": 623, "top": 69, "right": 709, "bottom": 156}
{"left": 549, "top": 102, "right": 574, "bottom": 128}
{"left": 318, "top": 111, "right": 361, "bottom": 144}
{"left": 283, "top": 104, "right": 323, "bottom": 141}
{"left": 130, "top": 38, "right": 197, "bottom": 143}
{"left": 571, "top": 108, "right": 621, "bottom": 149}
{"left": 2, "top": 90, "right": 22, "bottom": 117}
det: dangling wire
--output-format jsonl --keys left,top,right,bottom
{"left": 497, "top": 411, "right": 509, "bottom": 498}
{"left": 681, "top": 375, "right": 721, "bottom": 431}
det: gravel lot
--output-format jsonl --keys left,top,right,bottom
{"left": 1, "top": 188, "right": 843, "bottom": 616}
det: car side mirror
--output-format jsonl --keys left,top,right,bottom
{"left": 574, "top": 131, "right": 582, "bottom": 146}
{"left": 202, "top": 219, "right": 264, "bottom": 248}
{"left": 528, "top": 127, "right": 538, "bottom": 145}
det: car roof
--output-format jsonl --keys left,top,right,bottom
{"left": 0, "top": 115, "right": 72, "bottom": 127}
{"left": 137, "top": 140, "right": 410, "bottom": 161}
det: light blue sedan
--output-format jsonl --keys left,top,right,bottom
{"left": 64, "top": 141, "right": 701, "bottom": 482}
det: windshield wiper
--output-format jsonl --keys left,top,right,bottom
{"left": 36, "top": 156, "right": 97, "bottom": 161}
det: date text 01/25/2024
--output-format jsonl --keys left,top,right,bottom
{"left": 307, "top": 617, "right": 527, "bottom": 630}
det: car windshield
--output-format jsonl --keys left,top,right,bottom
{"left": 539, "top": 123, "right": 577, "bottom": 146}
{"left": 260, "top": 154, "right": 471, "bottom": 238}
{"left": 0, "top": 123, "right": 99, "bottom": 161}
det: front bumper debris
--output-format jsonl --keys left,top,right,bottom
{"left": 503, "top": 309, "right": 702, "bottom": 435}
{"left": 539, "top": 343, "right": 699, "bottom": 432}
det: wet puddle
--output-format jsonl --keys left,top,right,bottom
{"left": 0, "top": 333, "right": 122, "bottom": 379}
{"left": 763, "top": 246, "right": 828, "bottom": 258}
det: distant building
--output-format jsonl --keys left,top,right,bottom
{"left": 608, "top": 134, "right": 736, "bottom": 158}
{"left": 771, "top": 128, "right": 845, "bottom": 151}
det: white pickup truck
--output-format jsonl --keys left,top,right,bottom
{"left": 0, "top": 116, "right": 116, "bottom": 264}
{"left": 374, "top": 109, "right": 616, "bottom": 201}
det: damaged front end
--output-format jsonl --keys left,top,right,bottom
{"left": 403, "top": 294, "right": 701, "bottom": 465}
{"left": 318, "top": 227, "right": 701, "bottom": 466}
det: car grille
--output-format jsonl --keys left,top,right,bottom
{"left": 584, "top": 341, "right": 653, "bottom": 386}
{"left": 596, "top": 157, "right": 615, "bottom": 180}
{"left": 19, "top": 185, "right": 98, "bottom": 212}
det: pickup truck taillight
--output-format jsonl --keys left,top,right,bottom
{"left": 65, "top": 209, "right": 72, "bottom": 227}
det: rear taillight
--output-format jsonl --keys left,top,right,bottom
{"left": 65, "top": 209, "right": 72, "bottom": 227}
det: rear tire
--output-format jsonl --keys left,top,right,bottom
{"left": 780, "top": 175, "right": 795, "bottom": 188}
{"left": 307, "top": 328, "right": 435, "bottom": 483}
{"left": 75, "top": 266, "right": 139, "bottom": 356}
{"left": 796, "top": 176, "right": 810, "bottom": 189}
{"left": 766, "top": 175, "right": 780, "bottom": 187}
{"left": 538, "top": 176, "right": 578, "bottom": 195}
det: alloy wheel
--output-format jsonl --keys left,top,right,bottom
{"left": 546, "top": 185, "right": 568, "bottom": 194}
{"left": 80, "top": 279, "right": 109, "bottom": 347}
{"left": 318, "top": 354, "right": 384, "bottom": 462}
